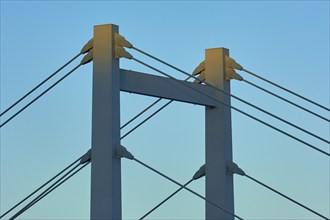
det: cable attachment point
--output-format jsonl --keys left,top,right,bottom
{"left": 116, "top": 145, "right": 135, "bottom": 160}
{"left": 115, "top": 46, "right": 133, "bottom": 59}
{"left": 115, "top": 33, "right": 133, "bottom": 48}
{"left": 192, "top": 60, "right": 205, "bottom": 84}
{"left": 225, "top": 56, "right": 243, "bottom": 81}
{"left": 80, "top": 149, "right": 91, "bottom": 164}
{"left": 226, "top": 56, "right": 243, "bottom": 71}
{"left": 81, "top": 38, "right": 94, "bottom": 54}
{"left": 227, "top": 161, "right": 245, "bottom": 176}
{"left": 80, "top": 49, "right": 93, "bottom": 65}
{"left": 114, "top": 33, "right": 133, "bottom": 59}
{"left": 193, "top": 164, "right": 205, "bottom": 180}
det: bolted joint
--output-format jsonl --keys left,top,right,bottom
{"left": 227, "top": 161, "right": 245, "bottom": 176}
{"left": 116, "top": 145, "right": 134, "bottom": 160}
{"left": 193, "top": 164, "right": 206, "bottom": 180}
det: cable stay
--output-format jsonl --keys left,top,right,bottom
{"left": 139, "top": 164, "right": 205, "bottom": 220}
{"left": 228, "top": 162, "right": 329, "bottom": 220}
{"left": 0, "top": 49, "right": 93, "bottom": 129}
{"left": 243, "top": 79, "right": 330, "bottom": 122}
{"left": 128, "top": 47, "right": 330, "bottom": 145}
{"left": 7, "top": 152, "right": 91, "bottom": 220}
{"left": 0, "top": 39, "right": 93, "bottom": 118}
{"left": 0, "top": 157, "right": 82, "bottom": 219}
{"left": 129, "top": 57, "right": 329, "bottom": 157}
{"left": 242, "top": 69, "right": 330, "bottom": 112}
{"left": 139, "top": 179, "right": 193, "bottom": 220}
{"left": 0, "top": 53, "right": 80, "bottom": 117}
{"left": 116, "top": 146, "right": 244, "bottom": 220}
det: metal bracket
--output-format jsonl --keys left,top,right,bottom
{"left": 116, "top": 145, "right": 135, "bottom": 160}
{"left": 80, "top": 49, "right": 93, "bottom": 65}
{"left": 81, "top": 38, "right": 94, "bottom": 54}
{"left": 80, "top": 149, "right": 91, "bottom": 164}
{"left": 193, "top": 164, "right": 206, "bottom": 180}
{"left": 192, "top": 60, "right": 206, "bottom": 84}
{"left": 225, "top": 56, "right": 243, "bottom": 81}
{"left": 115, "top": 33, "right": 133, "bottom": 48}
{"left": 115, "top": 46, "right": 132, "bottom": 59}
{"left": 226, "top": 161, "right": 245, "bottom": 176}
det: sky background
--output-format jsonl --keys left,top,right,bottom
{"left": 0, "top": 1, "right": 329, "bottom": 219}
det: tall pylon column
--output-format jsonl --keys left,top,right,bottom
{"left": 205, "top": 48, "right": 234, "bottom": 219}
{"left": 90, "top": 24, "right": 122, "bottom": 220}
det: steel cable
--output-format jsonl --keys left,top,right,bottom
{"left": 131, "top": 57, "right": 330, "bottom": 157}
{"left": 0, "top": 157, "right": 82, "bottom": 219}
{"left": 0, "top": 53, "right": 81, "bottom": 117}
{"left": 130, "top": 48, "right": 329, "bottom": 145}
{"left": 242, "top": 68, "right": 330, "bottom": 112}
{"left": 139, "top": 179, "right": 194, "bottom": 219}
{"left": 8, "top": 162, "right": 89, "bottom": 220}
{"left": 133, "top": 158, "right": 244, "bottom": 220}
{"left": 0, "top": 64, "right": 81, "bottom": 128}
{"left": 245, "top": 174, "right": 329, "bottom": 220}
{"left": 243, "top": 79, "right": 330, "bottom": 122}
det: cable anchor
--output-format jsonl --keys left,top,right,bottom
{"left": 115, "top": 33, "right": 133, "bottom": 59}
{"left": 116, "top": 145, "right": 135, "bottom": 160}
{"left": 225, "top": 56, "right": 243, "bottom": 81}
{"left": 81, "top": 38, "right": 94, "bottom": 54}
{"left": 192, "top": 60, "right": 206, "bottom": 84}
{"left": 227, "top": 161, "right": 245, "bottom": 176}
{"left": 193, "top": 164, "right": 205, "bottom": 180}
{"left": 80, "top": 149, "right": 91, "bottom": 164}
{"left": 80, "top": 49, "right": 93, "bottom": 65}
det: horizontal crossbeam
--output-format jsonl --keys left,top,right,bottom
{"left": 120, "top": 69, "right": 218, "bottom": 106}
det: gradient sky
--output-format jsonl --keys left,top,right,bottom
{"left": 0, "top": 1, "right": 329, "bottom": 219}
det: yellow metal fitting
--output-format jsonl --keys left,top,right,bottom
{"left": 226, "top": 67, "right": 243, "bottom": 81}
{"left": 115, "top": 33, "right": 133, "bottom": 48}
{"left": 226, "top": 56, "right": 243, "bottom": 71}
{"left": 115, "top": 45, "right": 133, "bottom": 59}
{"left": 193, "top": 71, "right": 205, "bottom": 84}
{"left": 81, "top": 38, "right": 93, "bottom": 54}
{"left": 192, "top": 60, "right": 205, "bottom": 76}
{"left": 80, "top": 49, "right": 93, "bottom": 65}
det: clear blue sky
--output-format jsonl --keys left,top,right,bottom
{"left": 1, "top": 1, "right": 329, "bottom": 219}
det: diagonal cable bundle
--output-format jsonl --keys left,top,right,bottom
{"left": 242, "top": 78, "right": 329, "bottom": 122}
{"left": 3, "top": 35, "right": 329, "bottom": 219}
{"left": 127, "top": 54, "right": 329, "bottom": 157}
{"left": 241, "top": 68, "right": 330, "bottom": 112}
{"left": 116, "top": 146, "right": 244, "bottom": 220}
{"left": 0, "top": 39, "right": 93, "bottom": 128}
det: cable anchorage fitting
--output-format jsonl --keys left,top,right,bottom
{"left": 115, "top": 33, "right": 133, "bottom": 48}
{"left": 80, "top": 49, "right": 93, "bottom": 65}
{"left": 225, "top": 56, "right": 243, "bottom": 81}
{"left": 81, "top": 38, "right": 93, "bottom": 54}
{"left": 227, "top": 161, "right": 245, "bottom": 176}
{"left": 192, "top": 57, "right": 243, "bottom": 83}
{"left": 192, "top": 60, "right": 206, "bottom": 84}
{"left": 193, "top": 164, "right": 205, "bottom": 180}
{"left": 116, "top": 145, "right": 135, "bottom": 160}
{"left": 115, "top": 33, "right": 133, "bottom": 59}
{"left": 80, "top": 149, "right": 91, "bottom": 164}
